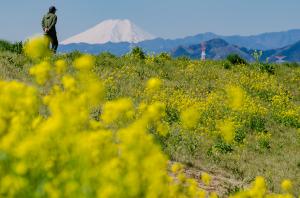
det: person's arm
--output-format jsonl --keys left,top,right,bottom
{"left": 48, "top": 15, "right": 57, "bottom": 31}
{"left": 41, "top": 16, "right": 46, "bottom": 30}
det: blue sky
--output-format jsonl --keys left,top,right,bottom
{"left": 0, "top": 0, "right": 299, "bottom": 42}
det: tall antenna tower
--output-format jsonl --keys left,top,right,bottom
{"left": 201, "top": 42, "right": 206, "bottom": 61}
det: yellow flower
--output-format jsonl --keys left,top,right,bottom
{"left": 251, "top": 176, "right": 267, "bottom": 196}
{"left": 24, "top": 36, "right": 50, "bottom": 60}
{"left": 146, "top": 77, "right": 162, "bottom": 91}
{"left": 101, "top": 98, "right": 133, "bottom": 124}
{"left": 145, "top": 102, "right": 166, "bottom": 121}
{"left": 62, "top": 75, "right": 76, "bottom": 90}
{"left": 181, "top": 107, "right": 200, "bottom": 129}
{"left": 209, "top": 192, "right": 218, "bottom": 198}
{"left": 217, "top": 119, "right": 235, "bottom": 143}
{"left": 197, "top": 189, "right": 207, "bottom": 198}
{"left": 0, "top": 118, "right": 7, "bottom": 135}
{"left": 201, "top": 172, "right": 212, "bottom": 186}
{"left": 281, "top": 179, "right": 293, "bottom": 192}
{"left": 74, "top": 54, "right": 95, "bottom": 70}
{"left": 157, "top": 122, "right": 169, "bottom": 136}
{"left": 226, "top": 85, "right": 245, "bottom": 111}
{"left": 29, "top": 61, "right": 52, "bottom": 85}
{"left": 15, "top": 162, "right": 27, "bottom": 175}
{"left": 171, "top": 163, "right": 183, "bottom": 174}
{"left": 55, "top": 59, "right": 67, "bottom": 74}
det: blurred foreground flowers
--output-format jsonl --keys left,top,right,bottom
{"left": 0, "top": 36, "right": 298, "bottom": 197}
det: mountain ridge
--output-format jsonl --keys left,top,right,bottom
{"left": 58, "top": 23, "right": 300, "bottom": 62}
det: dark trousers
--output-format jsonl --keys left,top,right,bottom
{"left": 46, "top": 31, "right": 58, "bottom": 54}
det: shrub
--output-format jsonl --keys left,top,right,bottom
{"left": 98, "top": 51, "right": 116, "bottom": 59}
{"left": 223, "top": 61, "right": 232, "bottom": 69}
{"left": 256, "top": 63, "right": 275, "bottom": 74}
{"left": 213, "top": 140, "right": 234, "bottom": 154}
{"left": 129, "top": 47, "right": 145, "bottom": 59}
{"left": 234, "top": 128, "right": 247, "bottom": 144}
{"left": 227, "top": 54, "right": 247, "bottom": 65}
{"left": 0, "top": 40, "right": 23, "bottom": 54}
{"left": 63, "top": 50, "right": 82, "bottom": 60}
{"left": 249, "top": 116, "right": 266, "bottom": 132}
{"left": 155, "top": 52, "right": 172, "bottom": 62}
{"left": 284, "top": 62, "right": 299, "bottom": 68}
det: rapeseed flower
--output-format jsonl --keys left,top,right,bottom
{"left": 73, "top": 54, "right": 95, "bottom": 70}
{"left": 281, "top": 179, "right": 293, "bottom": 192}
{"left": 226, "top": 85, "right": 245, "bottom": 111}
{"left": 62, "top": 75, "right": 76, "bottom": 90}
{"left": 201, "top": 172, "right": 212, "bottom": 186}
{"left": 171, "top": 163, "right": 183, "bottom": 174}
{"left": 55, "top": 59, "right": 67, "bottom": 74}
{"left": 29, "top": 61, "right": 52, "bottom": 85}
{"left": 101, "top": 98, "right": 133, "bottom": 124}
{"left": 23, "top": 36, "right": 50, "bottom": 60}
{"left": 217, "top": 119, "right": 235, "bottom": 143}
{"left": 181, "top": 107, "right": 200, "bottom": 129}
{"left": 146, "top": 77, "right": 162, "bottom": 91}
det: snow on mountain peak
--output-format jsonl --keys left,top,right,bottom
{"left": 61, "top": 19, "right": 156, "bottom": 45}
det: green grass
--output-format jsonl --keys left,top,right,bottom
{"left": 0, "top": 50, "right": 299, "bottom": 195}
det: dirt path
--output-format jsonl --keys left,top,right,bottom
{"left": 170, "top": 161, "right": 246, "bottom": 197}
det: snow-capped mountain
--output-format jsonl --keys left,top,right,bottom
{"left": 61, "top": 19, "right": 156, "bottom": 45}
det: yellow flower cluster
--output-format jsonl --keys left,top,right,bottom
{"left": 201, "top": 172, "right": 212, "bottom": 186}
{"left": 29, "top": 61, "right": 52, "bottom": 85}
{"left": 217, "top": 119, "right": 235, "bottom": 143}
{"left": 101, "top": 98, "right": 134, "bottom": 124}
{"left": 181, "top": 107, "right": 201, "bottom": 129}
{"left": 226, "top": 85, "right": 245, "bottom": 111}
{"left": 73, "top": 54, "right": 95, "bottom": 70}
{"left": 230, "top": 177, "right": 296, "bottom": 198}
{"left": 23, "top": 36, "right": 50, "bottom": 60}
{"left": 0, "top": 37, "right": 213, "bottom": 198}
{"left": 55, "top": 59, "right": 67, "bottom": 74}
{"left": 146, "top": 77, "right": 162, "bottom": 91}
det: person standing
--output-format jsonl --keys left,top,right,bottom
{"left": 42, "top": 6, "right": 58, "bottom": 54}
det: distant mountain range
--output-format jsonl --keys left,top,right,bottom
{"left": 58, "top": 19, "right": 300, "bottom": 62}
{"left": 171, "top": 38, "right": 300, "bottom": 62}
{"left": 263, "top": 40, "right": 300, "bottom": 62}
{"left": 171, "top": 39, "right": 255, "bottom": 61}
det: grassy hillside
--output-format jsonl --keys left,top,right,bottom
{"left": 0, "top": 41, "right": 299, "bottom": 197}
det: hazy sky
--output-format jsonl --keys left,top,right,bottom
{"left": 0, "top": 0, "right": 299, "bottom": 42}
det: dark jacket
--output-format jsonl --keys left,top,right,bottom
{"left": 42, "top": 13, "right": 57, "bottom": 33}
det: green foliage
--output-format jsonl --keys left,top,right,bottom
{"left": 227, "top": 54, "right": 248, "bottom": 65}
{"left": 234, "top": 128, "right": 247, "bottom": 144}
{"left": 213, "top": 140, "right": 234, "bottom": 154}
{"left": 157, "top": 52, "right": 172, "bottom": 61}
{"left": 284, "top": 62, "right": 300, "bottom": 68}
{"left": 175, "top": 56, "right": 190, "bottom": 62}
{"left": 0, "top": 40, "right": 23, "bottom": 54}
{"left": 62, "top": 50, "right": 82, "bottom": 60}
{"left": 252, "top": 50, "right": 263, "bottom": 62}
{"left": 129, "top": 47, "right": 146, "bottom": 59}
{"left": 255, "top": 62, "right": 275, "bottom": 74}
{"left": 165, "top": 106, "right": 180, "bottom": 124}
{"left": 249, "top": 116, "right": 266, "bottom": 132}
{"left": 223, "top": 61, "right": 232, "bottom": 69}
{"left": 98, "top": 51, "right": 117, "bottom": 59}
{"left": 257, "top": 133, "right": 271, "bottom": 151}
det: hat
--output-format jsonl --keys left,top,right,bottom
{"left": 49, "top": 6, "right": 57, "bottom": 12}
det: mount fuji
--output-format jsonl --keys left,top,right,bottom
{"left": 61, "top": 19, "right": 156, "bottom": 45}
